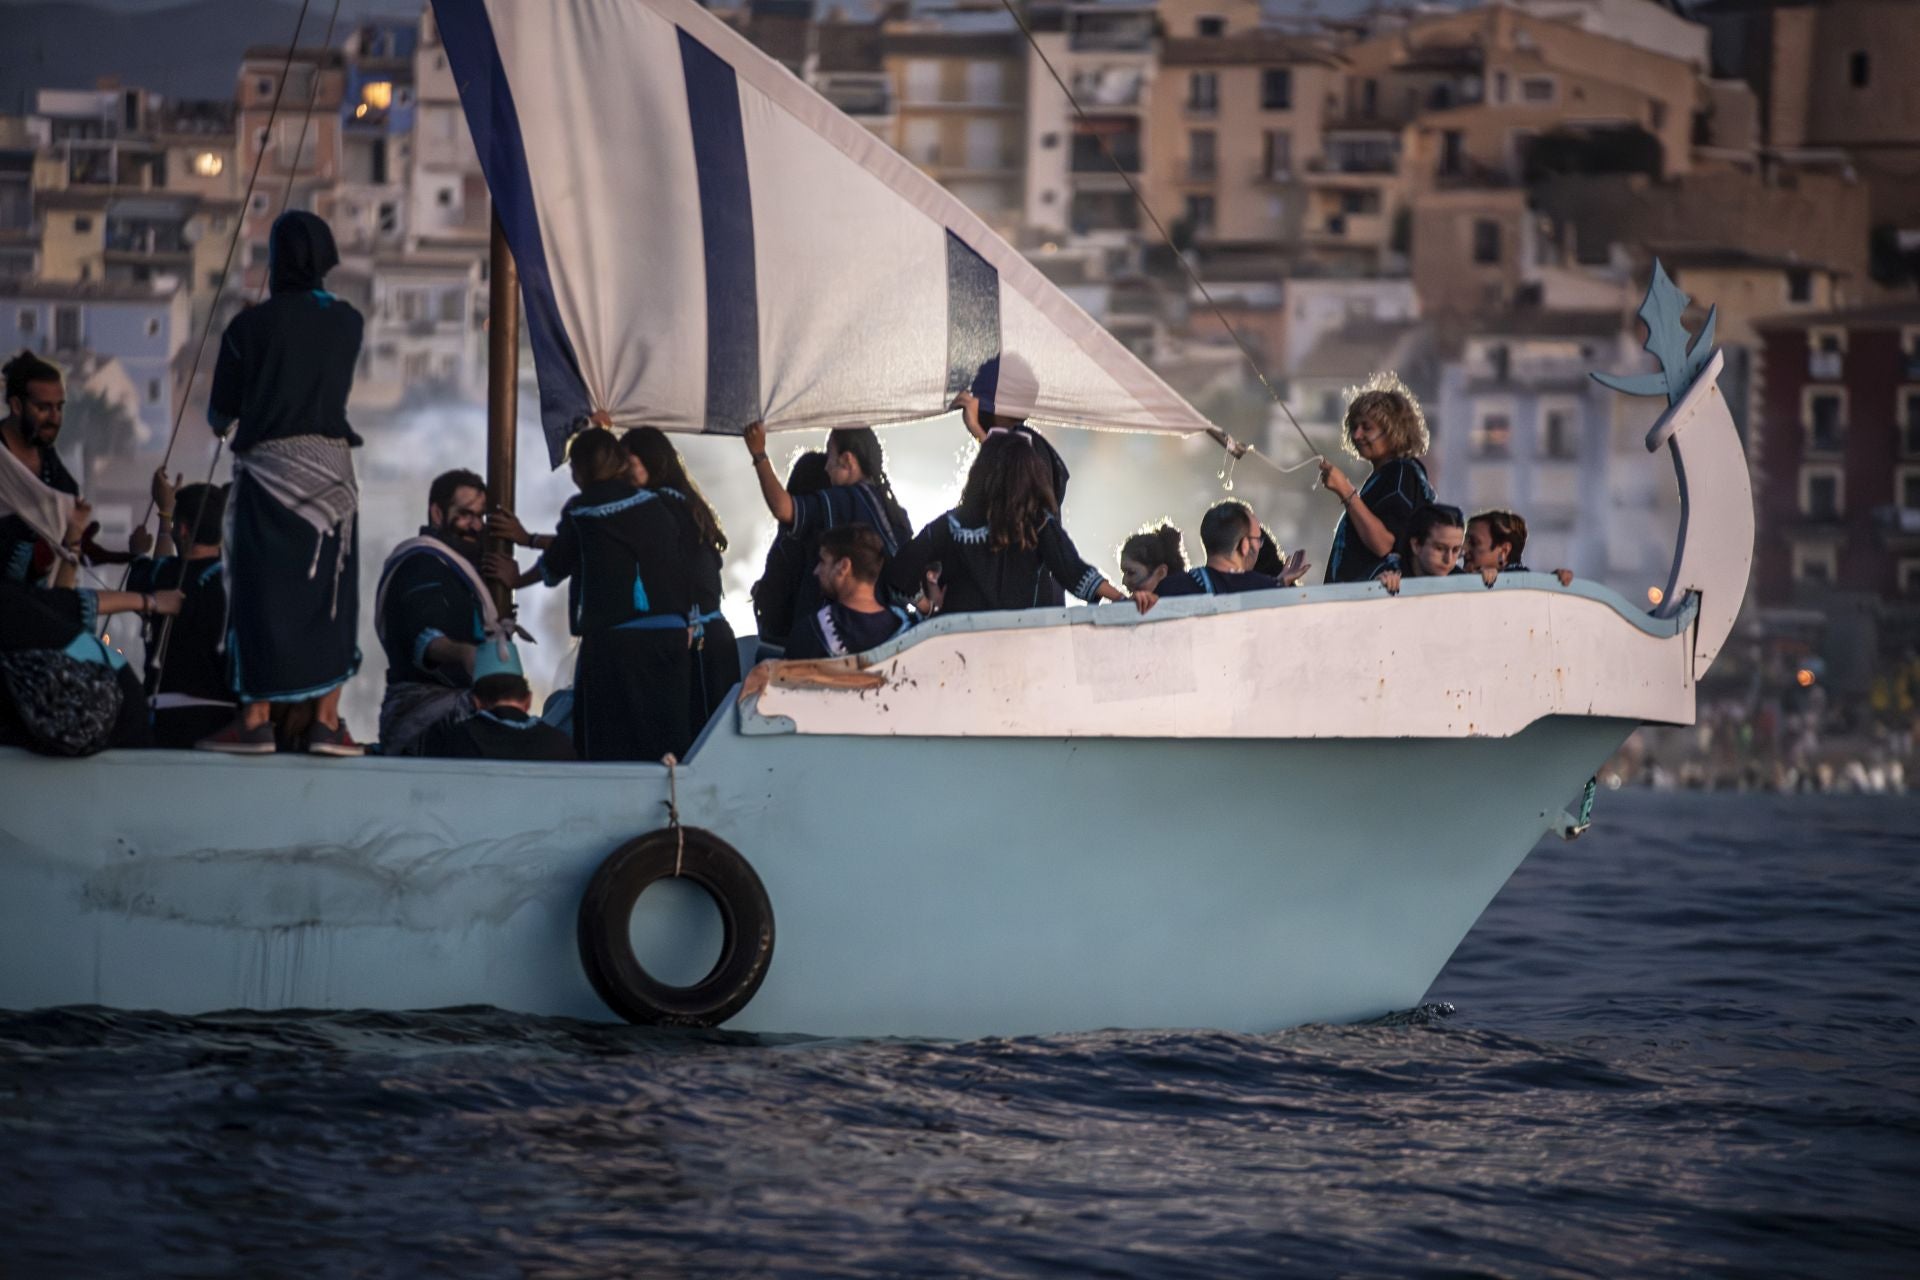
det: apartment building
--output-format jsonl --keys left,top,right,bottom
{"left": 1142, "top": 31, "right": 1344, "bottom": 251}
{"left": 883, "top": 7, "right": 1027, "bottom": 233}
{"left": 1432, "top": 310, "right": 1680, "bottom": 598}
{"left": 1021, "top": 0, "right": 1157, "bottom": 243}
{"left": 235, "top": 47, "right": 347, "bottom": 294}
{"left": 1753, "top": 304, "right": 1920, "bottom": 610}
{"left": 1, "top": 278, "right": 191, "bottom": 440}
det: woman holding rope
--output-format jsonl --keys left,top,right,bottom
{"left": 1316, "top": 374, "right": 1435, "bottom": 585}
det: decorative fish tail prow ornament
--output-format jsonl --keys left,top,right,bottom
{"left": 1591, "top": 259, "right": 1753, "bottom": 676}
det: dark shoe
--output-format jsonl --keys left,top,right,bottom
{"left": 306, "top": 718, "right": 366, "bottom": 758}
{"left": 195, "top": 718, "right": 277, "bottom": 755}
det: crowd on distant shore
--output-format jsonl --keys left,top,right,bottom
{"left": 2, "top": 211, "right": 1578, "bottom": 761}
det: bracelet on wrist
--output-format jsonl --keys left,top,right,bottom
{"left": 750, "top": 452, "right": 769, "bottom": 467}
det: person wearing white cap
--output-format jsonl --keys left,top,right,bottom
{"left": 418, "top": 637, "right": 573, "bottom": 762}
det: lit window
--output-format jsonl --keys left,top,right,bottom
{"left": 361, "top": 81, "right": 394, "bottom": 110}
{"left": 192, "top": 151, "right": 224, "bottom": 177}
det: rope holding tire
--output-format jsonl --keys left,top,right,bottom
{"left": 578, "top": 827, "right": 775, "bottom": 1028}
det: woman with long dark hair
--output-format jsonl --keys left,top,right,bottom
{"left": 884, "top": 432, "right": 1151, "bottom": 615}
{"left": 621, "top": 426, "right": 740, "bottom": 728}
{"left": 743, "top": 422, "right": 914, "bottom": 652}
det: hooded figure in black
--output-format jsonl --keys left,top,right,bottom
{"left": 200, "top": 211, "right": 368, "bottom": 756}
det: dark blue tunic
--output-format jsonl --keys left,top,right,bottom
{"left": 1324, "top": 457, "right": 1433, "bottom": 584}
{"left": 783, "top": 601, "right": 911, "bottom": 661}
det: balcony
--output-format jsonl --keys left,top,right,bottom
{"left": 1070, "top": 136, "right": 1140, "bottom": 174}
{"left": 1253, "top": 165, "right": 1293, "bottom": 184}
{"left": 1808, "top": 350, "right": 1844, "bottom": 380}
{"left": 1305, "top": 211, "right": 1388, "bottom": 246}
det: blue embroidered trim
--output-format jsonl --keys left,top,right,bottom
{"left": 1192, "top": 568, "right": 1214, "bottom": 594}
{"left": 570, "top": 489, "right": 656, "bottom": 519}
{"left": 476, "top": 709, "right": 541, "bottom": 730}
{"left": 615, "top": 614, "right": 691, "bottom": 632}
{"left": 77, "top": 588, "right": 99, "bottom": 633}
{"left": 196, "top": 559, "right": 223, "bottom": 589}
{"left": 946, "top": 512, "right": 988, "bottom": 544}
{"left": 1072, "top": 568, "right": 1105, "bottom": 602}
{"left": 412, "top": 626, "right": 447, "bottom": 670}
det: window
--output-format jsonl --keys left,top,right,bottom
{"left": 1800, "top": 466, "right": 1843, "bottom": 519}
{"left": 378, "top": 202, "right": 398, "bottom": 234}
{"left": 1261, "top": 69, "right": 1292, "bottom": 111}
{"left": 1787, "top": 268, "right": 1812, "bottom": 304}
{"left": 1263, "top": 130, "right": 1292, "bottom": 179}
{"left": 1472, "top": 409, "right": 1512, "bottom": 457}
{"left": 146, "top": 378, "right": 162, "bottom": 404}
{"left": 1188, "top": 72, "right": 1218, "bottom": 113}
{"left": 1520, "top": 77, "right": 1555, "bottom": 103}
{"left": 1900, "top": 559, "right": 1920, "bottom": 597}
{"left": 192, "top": 151, "right": 224, "bottom": 178}
{"left": 145, "top": 317, "right": 160, "bottom": 337}
{"left": 965, "top": 61, "right": 1004, "bottom": 105}
{"left": 1851, "top": 51, "right": 1869, "bottom": 88}
{"left": 1196, "top": 16, "right": 1224, "bottom": 36}
{"left": 903, "top": 118, "right": 940, "bottom": 165}
{"left": 1188, "top": 130, "right": 1216, "bottom": 180}
{"left": 1903, "top": 326, "right": 1920, "bottom": 379}
{"left": 54, "top": 305, "right": 80, "bottom": 350}
{"left": 1439, "top": 130, "right": 1465, "bottom": 176}
{"left": 1793, "top": 544, "right": 1836, "bottom": 583}
{"left": 249, "top": 193, "right": 269, "bottom": 216}
{"left": 1493, "top": 71, "right": 1509, "bottom": 104}
{"left": 1804, "top": 387, "right": 1846, "bottom": 451}
{"left": 436, "top": 186, "right": 455, "bottom": 207}
{"left": 904, "top": 60, "right": 940, "bottom": 105}
{"left": 1472, "top": 219, "right": 1502, "bottom": 265}
{"left": 1649, "top": 100, "right": 1667, "bottom": 132}
{"left": 361, "top": 80, "right": 394, "bottom": 111}
{"left": 15, "top": 308, "right": 34, "bottom": 335}
{"left": 1361, "top": 78, "right": 1378, "bottom": 117}
{"left": 248, "top": 242, "right": 269, "bottom": 266}
{"left": 1542, "top": 405, "right": 1578, "bottom": 459}
{"left": 255, "top": 77, "right": 273, "bottom": 97}
{"left": 1184, "top": 194, "right": 1215, "bottom": 234}
{"left": 1901, "top": 467, "right": 1920, "bottom": 514}
{"left": 273, "top": 119, "right": 316, "bottom": 170}
{"left": 74, "top": 215, "right": 93, "bottom": 233}
{"left": 1902, "top": 389, "right": 1920, "bottom": 455}
{"left": 207, "top": 271, "right": 223, "bottom": 290}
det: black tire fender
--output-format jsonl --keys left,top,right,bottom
{"left": 577, "top": 827, "right": 775, "bottom": 1028}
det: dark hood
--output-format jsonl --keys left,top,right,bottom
{"left": 268, "top": 210, "right": 340, "bottom": 295}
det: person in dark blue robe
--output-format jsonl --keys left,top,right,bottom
{"left": 621, "top": 427, "right": 740, "bottom": 730}
{"left": 782, "top": 525, "right": 912, "bottom": 661}
{"left": 417, "top": 640, "right": 574, "bottom": 762}
{"left": 374, "top": 469, "right": 494, "bottom": 755}
{"left": 199, "top": 211, "right": 365, "bottom": 756}
{"left": 492, "top": 429, "right": 700, "bottom": 763}
{"left": 125, "top": 475, "right": 232, "bottom": 748}
{"left": 885, "top": 431, "right": 1146, "bottom": 615}
{"left": 0, "top": 351, "right": 80, "bottom": 587}
{"left": 749, "top": 450, "right": 828, "bottom": 654}
{"left": 1318, "top": 380, "right": 1434, "bottom": 584}
{"left": 743, "top": 422, "right": 914, "bottom": 652}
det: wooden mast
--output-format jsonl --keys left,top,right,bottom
{"left": 485, "top": 210, "right": 519, "bottom": 618}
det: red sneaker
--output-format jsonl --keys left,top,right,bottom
{"left": 194, "top": 718, "right": 277, "bottom": 755}
{"left": 306, "top": 718, "right": 366, "bottom": 758}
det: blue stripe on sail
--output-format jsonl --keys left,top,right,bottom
{"left": 945, "top": 232, "right": 1000, "bottom": 399}
{"left": 677, "top": 28, "right": 761, "bottom": 436}
{"left": 431, "top": 0, "right": 592, "bottom": 468}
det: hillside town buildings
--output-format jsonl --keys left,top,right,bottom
{"left": 0, "top": 0, "right": 1916, "bottom": 657}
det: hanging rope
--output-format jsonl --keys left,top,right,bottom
{"left": 140, "top": 0, "right": 343, "bottom": 684}
{"left": 994, "top": 0, "right": 1325, "bottom": 475}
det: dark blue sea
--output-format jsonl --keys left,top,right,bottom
{"left": 2, "top": 793, "right": 1917, "bottom": 1278}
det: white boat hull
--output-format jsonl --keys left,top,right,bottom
{"left": 0, "top": 704, "right": 1631, "bottom": 1037}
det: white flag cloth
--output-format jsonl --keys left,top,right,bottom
{"left": 431, "top": 0, "right": 1218, "bottom": 464}
{"left": 0, "top": 441, "right": 76, "bottom": 566}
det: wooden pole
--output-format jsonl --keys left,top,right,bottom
{"left": 486, "top": 210, "right": 519, "bottom": 619}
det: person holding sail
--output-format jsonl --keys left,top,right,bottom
{"left": 621, "top": 427, "right": 740, "bottom": 731}
{"left": 373, "top": 468, "right": 503, "bottom": 756}
{"left": 742, "top": 420, "right": 914, "bottom": 653}
{"left": 196, "top": 212, "right": 366, "bottom": 757}
{"left": 490, "top": 428, "right": 701, "bottom": 763}
{"left": 884, "top": 429, "right": 1153, "bottom": 616}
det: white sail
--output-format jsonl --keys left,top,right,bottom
{"left": 432, "top": 0, "right": 1217, "bottom": 463}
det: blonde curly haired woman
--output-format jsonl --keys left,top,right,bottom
{"left": 1317, "top": 374, "right": 1435, "bottom": 584}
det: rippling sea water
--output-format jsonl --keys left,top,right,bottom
{"left": 3, "top": 793, "right": 1917, "bottom": 1278}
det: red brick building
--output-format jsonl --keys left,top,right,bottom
{"left": 1753, "top": 304, "right": 1920, "bottom": 613}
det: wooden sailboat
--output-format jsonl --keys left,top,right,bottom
{"left": 0, "top": 0, "right": 1752, "bottom": 1037}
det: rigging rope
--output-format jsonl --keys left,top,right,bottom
{"left": 993, "top": 0, "right": 1326, "bottom": 478}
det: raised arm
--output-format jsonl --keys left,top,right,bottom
{"left": 744, "top": 422, "right": 795, "bottom": 525}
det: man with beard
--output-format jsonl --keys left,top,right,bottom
{"left": 197, "top": 211, "right": 366, "bottom": 756}
{"left": 373, "top": 467, "right": 500, "bottom": 755}
{"left": 0, "top": 350, "right": 82, "bottom": 588}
